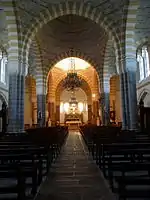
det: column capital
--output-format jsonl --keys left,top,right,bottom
{"left": 7, "top": 59, "right": 19, "bottom": 74}
{"left": 8, "top": 59, "right": 27, "bottom": 76}
{"left": 36, "top": 82, "right": 46, "bottom": 95}
{"left": 120, "top": 56, "right": 136, "bottom": 63}
{"left": 119, "top": 56, "right": 137, "bottom": 73}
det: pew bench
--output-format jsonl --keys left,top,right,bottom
{"left": 113, "top": 163, "right": 150, "bottom": 199}
{"left": 0, "top": 158, "right": 38, "bottom": 200}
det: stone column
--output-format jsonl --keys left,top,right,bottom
{"left": 92, "top": 101, "right": 99, "bottom": 124}
{"left": 18, "top": 72, "right": 25, "bottom": 132}
{"left": 99, "top": 75, "right": 110, "bottom": 126}
{"left": 120, "top": 72, "right": 129, "bottom": 129}
{"left": 36, "top": 82, "right": 46, "bottom": 127}
{"left": 88, "top": 105, "right": 92, "bottom": 123}
{"left": 48, "top": 102, "right": 55, "bottom": 125}
{"left": 56, "top": 105, "right": 60, "bottom": 123}
{"left": 37, "top": 94, "right": 46, "bottom": 127}
{"left": 7, "top": 60, "right": 25, "bottom": 133}
{"left": 31, "top": 102, "right": 36, "bottom": 125}
{"left": 100, "top": 92, "right": 110, "bottom": 125}
{"left": 120, "top": 58, "right": 138, "bottom": 130}
{"left": 115, "top": 76, "right": 122, "bottom": 124}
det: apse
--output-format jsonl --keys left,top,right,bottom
{"left": 55, "top": 57, "right": 90, "bottom": 71}
{"left": 60, "top": 88, "right": 88, "bottom": 124}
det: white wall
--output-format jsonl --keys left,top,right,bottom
{"left": 137, "top": 76, "right": 150, "bottom": 106}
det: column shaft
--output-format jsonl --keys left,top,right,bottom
{"left": 56, "top": 105, "right": 60, "bottom": 122}
{"left": 120, "top": 58, "right": 138, "bottom": 130}
{"left": 8, "top": 73, "right": 24, "bottom": 133}
{"left": 88, "top": 105, "right": 92, "bottom": 123}
{"left": 101, "top": 92, "right": 110, "bottom": 125}
{"left": 127, "top": 71, "right": 138, "bottom": 130}
{"left": 37, "top": 94, "right": 46, "bottom": 127}
{"left": 18, "top": 74, "right": 25, "bottom": 131}
{"left": 120, "top": 73, "right": 129, "bottom": 129}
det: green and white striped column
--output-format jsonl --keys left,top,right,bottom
{"left": 120, "top": 58, "right": 138, "bottom": 130}
{"left": 100, "top": 77, "right": 110, "bottom": 126}
{"left": 7, "top": 60, "right": 25, "bottom": 133}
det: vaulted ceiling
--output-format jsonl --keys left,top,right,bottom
{"left": 36, "top": 14, "right": 107, "bottom": 68}
{"left": 1, "top": 0, "right": 150, "bottom": 78}
{"left": 15, "top": 0, "right": 129, "bottom": 76}
{"left": 135, "top": 0, "right": 150, "bottom": 44}
{"left": 15, "top": 0, "right": 128, "bottom": 34}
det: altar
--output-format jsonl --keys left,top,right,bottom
{"left": 59, "top": 89, "right": 88, "bottom": 127}
{"left": 65, "top": 113, "right": 82, "bottom": 128}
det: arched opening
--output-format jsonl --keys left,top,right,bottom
{"left": 138, "top": 90, "right": 150, "bottom": 107}
{"left": 26, "top": 12, "right": 121, "bottom": 129}
{"left": 0, "top": 92, "right": 7, "bottom": 132}
{"left": 46, "top": 57, "right": 100, "bottom": 127}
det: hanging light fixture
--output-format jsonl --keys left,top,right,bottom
{"left": 69, "top": 95, "right": 78, "bottom": 107}
{"left": 62, "top": 57, "right": 82, "bottom": 91}
{"left": 68, "top": 90, "right": 78, "bottom": 114}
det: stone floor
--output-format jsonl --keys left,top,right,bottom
{"left": 35, "top": 131, "right": 116, "bottom": 200}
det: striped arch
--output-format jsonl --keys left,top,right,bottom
{"left": 102, "top": 45, "right": 111, "bottom": 93}
{"left": 1, "top": 1, "right": 21, "bottom": 67}
{"left": 28, "top": 37, "right": 47, "bottom": 95}
{"left": 53, "top": 73, "right": 92, "bottom": 94}
{"left": 138, "top": 89, "right": 150, "bottom": 103}
{"left": 125, "top": 0, "right": 139, "bottom": 67}
{"left": 29, "top": 37, "right": 43, "bottom": 79}
{"left": 0, "top": 91, "right": 8, "bottom": 105}
{"left": 103, "top": 39, "right": 118, "bottom": 77}
{"left": 55, "top": 75, "right": 92, "bottom": 104}
{"left": 21, "top": 1, "right": 121, "bottom": 70}
{"left": 46, "top": 50, "right": 100, "bottom": 86}
{"left": 50, "top": 50, "right": 99, "bottom": 71}
{"left": 136, "top": 37, "right": 150, "bottom": 48}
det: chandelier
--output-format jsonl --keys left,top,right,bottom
{"left": 68, "top": 91, "right": 78, "bottom": 114}
{"left": 69, "top": 93, "right": 78, "bottom": 107}
{"left": 63, "top": 57, "right": 82, "bottom": 91}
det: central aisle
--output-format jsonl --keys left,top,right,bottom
{"left": 36, "top": 131, "right": 116, "bottom": 200}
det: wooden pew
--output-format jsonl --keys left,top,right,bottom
{"left": 0, "top": 126, "right": 68, "bottom": 200}
{"left": 80, "top": 126, "right": 150, "bottom": 199}
{"left": 114, "top": 163, "right": 150, "bottom": 199}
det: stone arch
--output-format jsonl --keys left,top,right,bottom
{"left": 0, "top": 92, "right": 7, "bottom": 106}
{"left": 102, "top": 39, "right": 118, "bottom": 93}
{"left": 136, "top": 38, "right": 150, "bottom": 49}
{"left": 104, "top": 39, "right": 118, "bottom": 75}
{"left": 29, "top": 37, "right": 43, "bottom": 81}
{"left": 47, "top": 70, "right": 94, "bottom": 102}
{"left": 21, "top": 1, "right": 121, "bottom": 71}
{"left": 49, "top": 50, "right": 99, "bottom": 72}
{"left": 46, "top": 52, "right": 100, "bottom": 90}
{"left": 30, "top": 38, "right": 46, "bottom": 95}
{"left": 138, "top": 89, "right": 150, "bottom": 104}
{"left": 1, "top": 1, "right": 21, "bottom": 65}
{"left": 55, "top": 77, "right": 92, "bottom": 105}
{"left": 124, "top": 0, "right": 139, "bottom": 67}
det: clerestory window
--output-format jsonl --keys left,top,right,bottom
{"left": 137, "top": 46, "right": 150, "bottom": 82}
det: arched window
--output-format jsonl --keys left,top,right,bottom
{"left": 0, "top": 50, "right": 7, "bottom": 84}
{"left": 142, "top": 47, "right": 150, "bottom": 77}
{"left": 137, "top": 45, "right": 150, "bottom": 82}
{"left": 137, "top": 54, "right": 144, "bottom": 81}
